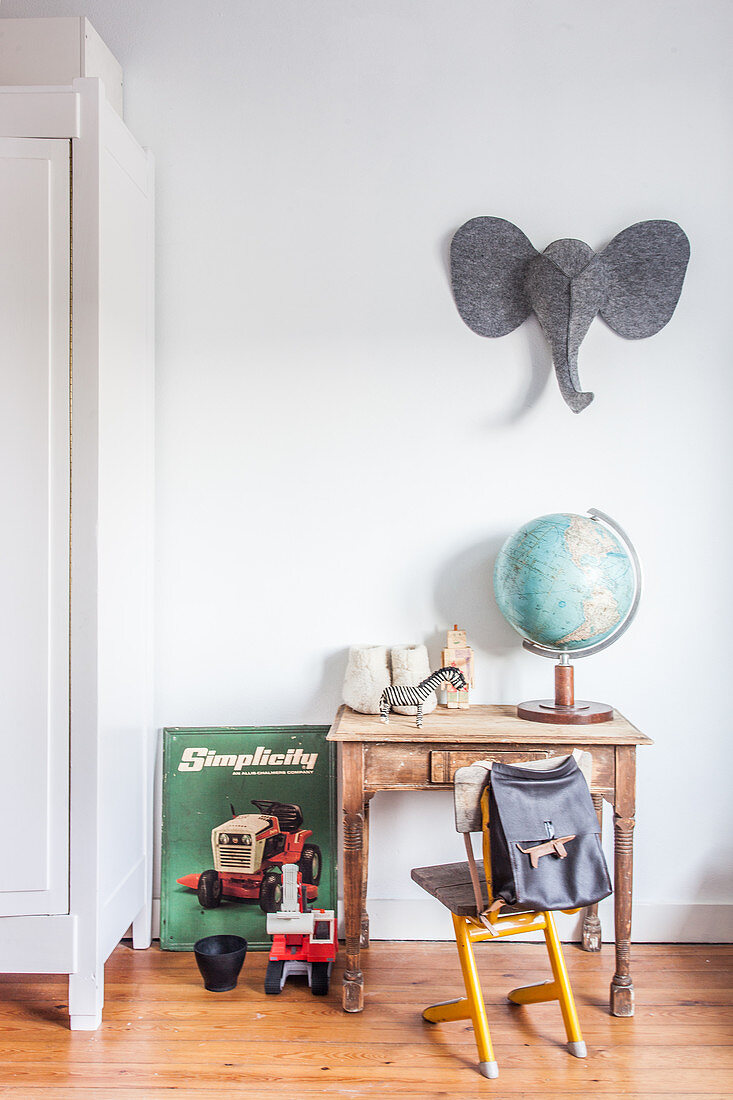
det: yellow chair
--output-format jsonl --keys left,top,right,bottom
{"left": 411, "top": 754, "right": 589, "bottom": 1079}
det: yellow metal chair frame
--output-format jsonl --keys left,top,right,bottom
{"left": 420, "top": 785, "right": 587, "bottom": 1079}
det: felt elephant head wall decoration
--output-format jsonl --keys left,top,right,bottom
{"left": 450, "top": 217, "right": 690, "bottom": 412}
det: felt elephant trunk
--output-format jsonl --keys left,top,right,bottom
{"left": 524, "top": 243, "right": 606, "bottom": 413}
{"left": 450, "top": 217, "right": 690, "bottom": 412}
{"left": 547, "top": 339, "right": 593, "bottom": 415}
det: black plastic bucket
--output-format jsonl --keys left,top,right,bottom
{"left": 193, "top": 934, "right": 248, "bottom": 992}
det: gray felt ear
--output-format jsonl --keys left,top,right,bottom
{"left": 599, "top": 220, "right": 690, "bottom": 339}
{"left": 450, "top": 216, "right": 537, "bottom": 337}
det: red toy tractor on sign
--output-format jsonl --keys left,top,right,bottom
{"left": 177, "top": 800, "right": 322, "bottom": 913}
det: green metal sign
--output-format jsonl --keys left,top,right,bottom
{"left": 161, "top": 726, "right": 337, "bottom": 950}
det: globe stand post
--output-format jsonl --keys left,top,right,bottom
{"left": 517, "top": 654, "right": 614, "bottom": 724}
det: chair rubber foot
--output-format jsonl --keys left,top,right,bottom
{"left": 568, "top": 1040, "right": 587, "bottom": 1058}
{"left": 479, "top": 1060, "right": 499, "bottom": 1078}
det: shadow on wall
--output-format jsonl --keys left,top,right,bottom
{"left": 432, "top": 535, "right": 517, "bottom": 659}
{"left": 490, "top": 316, "right": 554, "bottom": 427}
{"left": 312, "top": 537, "right": 520, "bottom": 717}
{"left": 438, "top": 229, "right": 553, "bottom": 426}
{"left": 304, "top": 648, "right": 349, "bottom": 721}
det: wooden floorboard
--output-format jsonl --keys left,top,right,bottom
{"left": 0, "top": 942, "right": 730, "bottom": 1097}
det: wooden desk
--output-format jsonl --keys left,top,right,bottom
{"left": 327, "top": 704, "right": 652, "bottom": 1015}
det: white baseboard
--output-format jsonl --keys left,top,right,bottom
{"left": 629, "top": 902, "right": 733, "bottom": 943}
{"left": 146, "top": 895, "right": 733, "bottom": 945}
{"left": 354, "top": 897, "right": 733, "bottom": 943}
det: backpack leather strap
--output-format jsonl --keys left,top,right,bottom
{"left": 463, "top": 832, "right": 484, "bottom": 915}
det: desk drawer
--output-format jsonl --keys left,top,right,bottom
{"left": 362, "top": 743, "right": 615, "bottom": 794}
{"left": 429, "top": 749, "right": 553, "bottom": 784}
{"left": 364, "top": 745, "right": 436, "bottom": 789}
{"left": 363, "top": 745, "right": 550, "bottom": 789}
{"left": 430, "top": 747, "right": 615, "bottom": 793}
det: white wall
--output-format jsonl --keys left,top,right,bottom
{"left": 5, "top": 0, "right": 732, "bottom": 940}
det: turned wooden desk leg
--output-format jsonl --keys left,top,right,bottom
{"left": 611, "top": 746, "right": 636, "bottom": 1016}
{"left": 582, "top": 792, "right": 604, "bottom": 952}
{"left": 360, "top": 793, "right": 374, "bottom": 949}
{"left": 342, "top": 742, "right": 365, "bottom": 1012}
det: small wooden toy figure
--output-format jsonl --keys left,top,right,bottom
{"left": 442, "top": 625, "right": 474, "bottom": 709}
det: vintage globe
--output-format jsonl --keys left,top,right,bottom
{"left": 494, "top": 511, "right": 637, "bottom": 654}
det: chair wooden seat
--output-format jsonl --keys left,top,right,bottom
{"left": 411, "top": 861, "right": 489, "bottom": 916}
{"left": 412, "top": 862, "right": 537, "bottom": 918}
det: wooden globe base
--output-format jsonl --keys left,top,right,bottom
{"left": 517, "top": 699, "right": 613, "bottom": 724}
{"left": 517, "top": 661, "right": 613, "bottom": 724}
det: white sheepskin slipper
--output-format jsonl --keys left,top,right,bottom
{"left": 390, "top": 644, "right": 436, "bottom": 716}
{"left": 342, "top": 645, "right": 391, "bottom": 714}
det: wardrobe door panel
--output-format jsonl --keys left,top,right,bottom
{"left": 0, "top": 139, "right": 70, "bottom": 915}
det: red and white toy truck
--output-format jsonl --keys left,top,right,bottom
{"left": 265, "top": 863, "right": 337, "bottom": 996}
{"left": 177, "top": 800, "right": 321, "bottom": 913}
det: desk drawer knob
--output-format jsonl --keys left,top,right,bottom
{"left": 430, "top": 752, "right": 449, "bottom": 784}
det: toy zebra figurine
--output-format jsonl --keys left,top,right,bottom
{"left": 380, "top": 666, "right": 468, "bottom": 728}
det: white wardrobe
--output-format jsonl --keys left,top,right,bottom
{"left": 0, "top": 30, "right": 154, "bottom": 1029}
